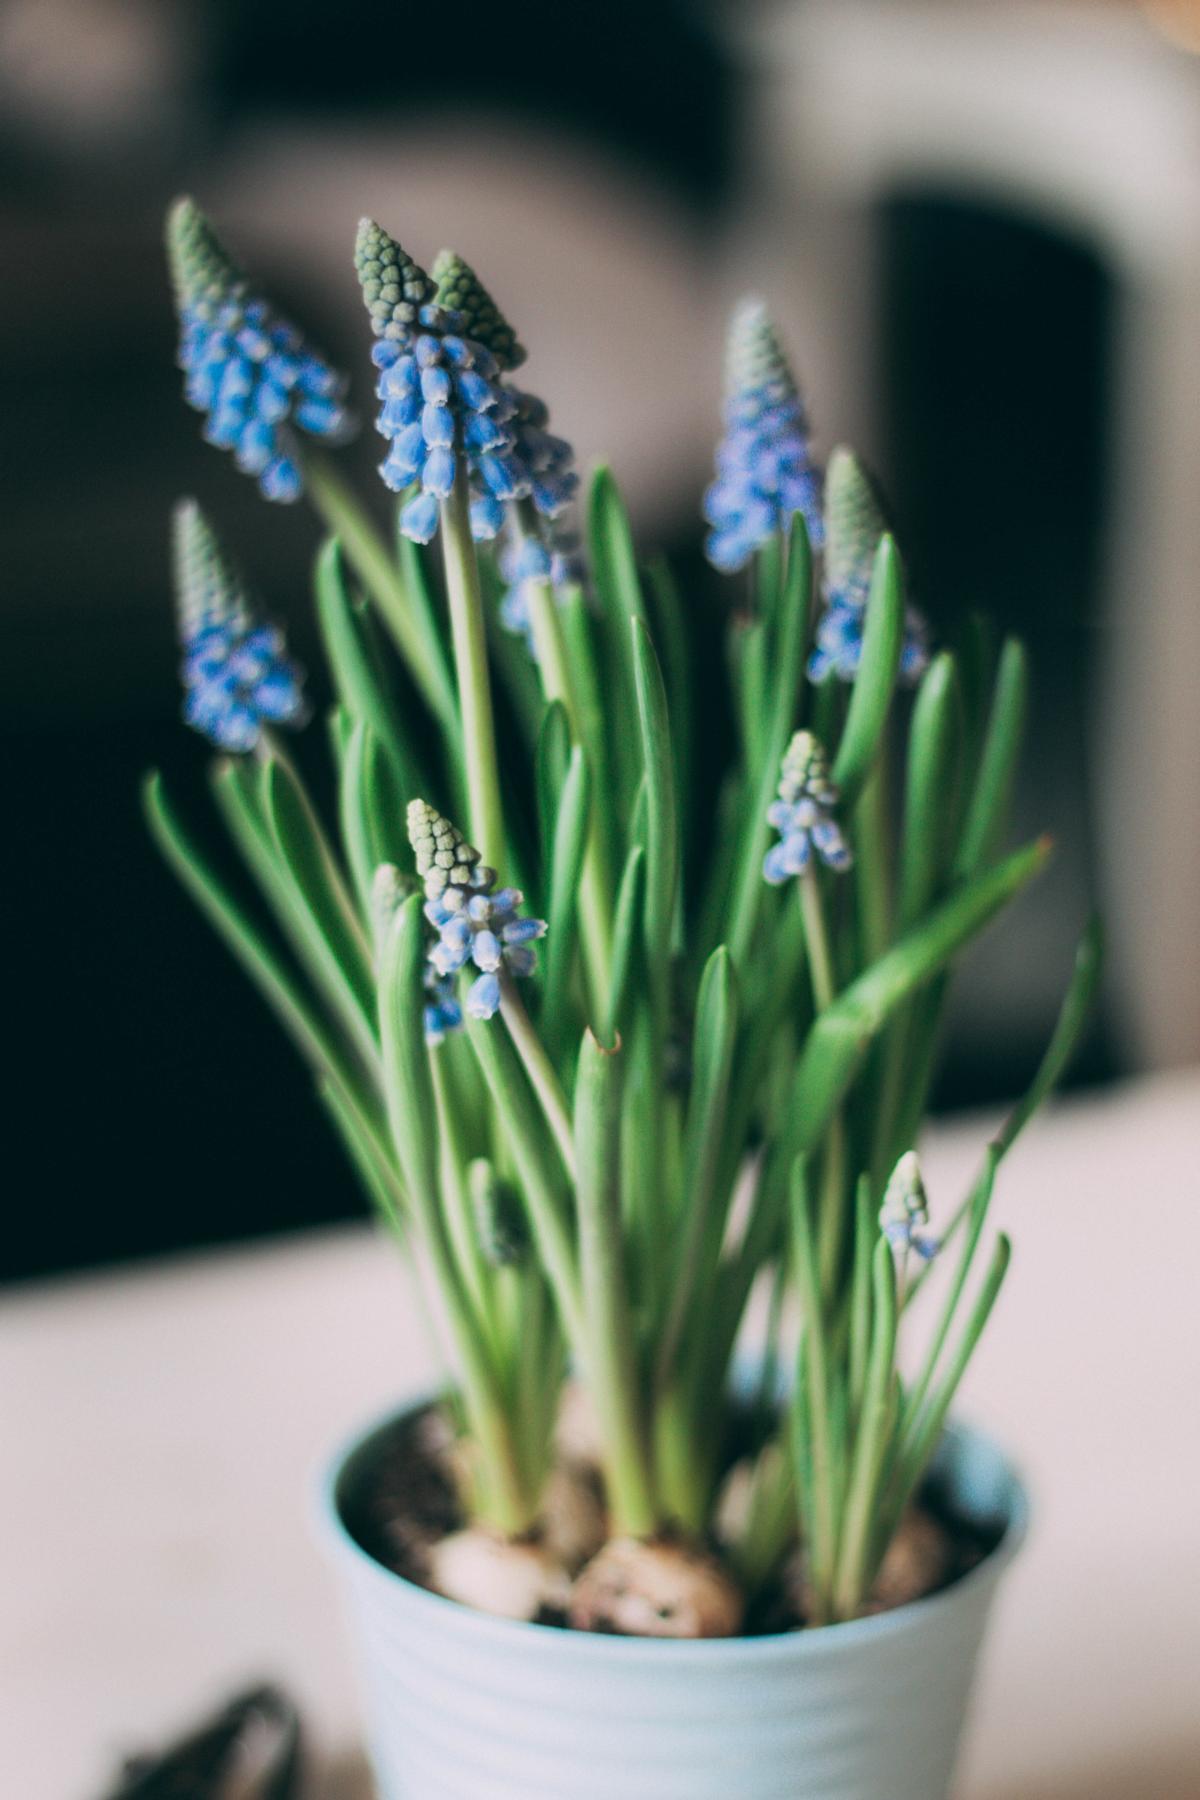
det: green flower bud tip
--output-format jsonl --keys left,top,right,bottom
{"left": 781, "top": 730, "right": 838, "bottom": 808}
{"left": 763, "top": 730, "right": 851, "bottom": 881}
{"left": 469, "top": 1159, "right": 529, "bottom": 1267}
{"left": 173, "top": 500, "right": 307, "bottom": 754}
{"left": 431, "top": 248, "right": 526, "bottom": 371}
{"left": 166, "top": 196, "right": 245, "bottom": 315}
{"left": 883, "top": 1150, "right": 928, "bottom": 1221}
{"left": 406, "top": 799, "right": 486, "bottom": 897}
{"left": 823, "top": 446, "right": 886, "bottom": 607}
{"left": 725, "top": 294, "right": 795, "bottom": 400}
{"left": 172, "top": 497, "right": 249, "bottom": 639}
{"left": 354, "top": 218, "right": 436, "bottom": 341}
{"left": 880, "top": 1150, "right": 939, "bottom": 1260}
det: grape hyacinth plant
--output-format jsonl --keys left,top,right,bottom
{"left": 147, "top": 201, "right": 1100, "bottom": 1636}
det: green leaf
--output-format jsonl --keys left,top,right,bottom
{"left": 317, "top": 1074, "right": 406, "bottom": 1230}
{"left": 605, "top": 843, "right": 645, "bottom": 1042}
{"left": 259, "top": 752, "right": 378, "bottom": 1059}
{"left": 299, "top": 458, "right": 456, "bottom": 731}
{"left": 831, "top": 533, "right": 904, "bottom": 806}
{"left": 588, "top": 464, "right": 647, "bottom": 630}
{"left": 898, "top": 651, "right": 964, "bottom": 928}
{"left": 645, "top": 556, "right": 691, "bottom": 832}
{"left": 727, "top": 515, "right": 813, "bottom": 968}
{"left": 656, "top": 946, "right": 740, "bottom": 1387}
{"left": 787, "top": 836, "right": 1052, "bottom": 1157}
{"left": 535, "top": 698, "right": 572, "bottom": 891}
{"left": 377, "top": 896, "right": 447, "bottom": 1248}
{"left": 209, "top": 757, "right": 378, "bottom": 1076}
{"left": 339, "top": 718, "right": 412, "bottom": 921}
{"left": 573, "top": 1030, "right": 657, "bottom": 1535}
{"left": 543, "top": 744, "right": 591, "bottom": 1032}
{"left": 316, "top": 537, "right": 424, "bottom": 800}
{"left": 464, "top": 1010, "right": 585, "bottom": 1346}
{"left": 833, "top": 1235, "right": 898, "bottom": 1618}
{"left": 143, "top": 772, "right": 372, "bottom": 1116}
{"left": 587, "top": 466, "right": 646, "bottom": 809}
{"left": 631, "top": 618, "right": 678, "bottom": 990}
{"left": 996, "top": 913, "right": 1103, "bottom": 1157}
{"left": 954, "top": 637, "right": 1028, "bottom": 880}
{"left": 880, "top": 1233, "right": 1011, "bottom": 1565}
{"left": 396, "top": 531, "right": 455, "bottom": 713}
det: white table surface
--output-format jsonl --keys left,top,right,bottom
{"left": 4, "top": 1072, "right": 1199, "bottom": 1799}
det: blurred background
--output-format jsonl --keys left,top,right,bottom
{"left": 5, "top": 0, "right": 1199, "bottom": 1282}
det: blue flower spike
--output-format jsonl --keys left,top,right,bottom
{"left": 354, "top": 222, "right": 521, "bottom": 545}
{"left": 703, "top": 296, "right": 824, "bottom": 572}
{"left": 762, "top": 730, "right": 852, "bottom": 885}
{"left": 173, "top": 500, "right": 307, "bottom": 753}
{"left": 880, "top": 1151, "right": 940, "bottom": 1263}
{"left": 809, "top": 447, "right": 930, "bottom": 686}
{"left": 166, "top": 198, "right": 353, "bottom": 503}
{"left": 432, "top": 249, "right": 579, "bottom": 532}
{"left": 407, "top": 799, "right": 547, "bottom": 1036}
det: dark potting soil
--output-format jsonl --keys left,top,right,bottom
{"left": 338, "top": 1405, "right": 1005, "bottom": 1637}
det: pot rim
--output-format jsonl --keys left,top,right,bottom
{"left": 314, "top": 1393, "right": 1029, "bottom": 1663}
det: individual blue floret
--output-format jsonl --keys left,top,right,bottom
{"left": 704, "top": 296, "right": 824, "bottom": 572}
{"left": 880, "top": 1152, "right": 940, "bottom": 1263}
{"left": 167, "top": 198, "right": 353, "bottom": 504}
{"left": 407, "top": 800, "right": 546, "bottom": 1034}
{"left": 808, "top": 447, "right": 930, "bottom": 686}
{"left": 173, "top": 500, "right": 306, "bottom": 752}
{"left": 762, "top": 731, "right": 852, "bottom": 884}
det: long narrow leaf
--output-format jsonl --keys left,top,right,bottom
{"left": 631, "top": 618, "right": 678, "bottom": 993}
{"left": 543, "top": 744, "right": 591, "bottom": 1033}
{"left": 656, "top": 946, "right": 739, "bottom": 1384}
{"left": 954, "top": 637, "right": 1028, "bottom": 880}
{"left": 831, "top": 534, "right": 904, "bottom": 806}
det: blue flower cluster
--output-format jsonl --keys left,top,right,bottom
{"left": 167, "top": 199, "right": 353, "bottom": 503}
{"left": 880, "top": 1152, "right": 940, "bottom": 1263}
{"left": 507, "top": 387, "right": 578, "bottom": 522}
{"left": 407, "top": 801, "right": 546, "bottom": 1040}
{"left": 762, "top": 731, "right": 852, "bottom": 885}
{"left": 355, "top": 224, "right": 577, "bottom": 548}
{"left": 808, "top": 447, "right": 929, "bottom": 685}
{"left": 498, "top": 526, "right": 584, "bottom": 654}
{"left": 173, "top": 500, "right": 306, "bottom": 753}
{"left": 704, "top": 297, "right": 824, "bottom": 573}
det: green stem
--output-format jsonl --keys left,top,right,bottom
{"left": 800, "top": 869, "right": 848, "bottom": 1293}
{"left": 790, "top": 1157, "right": 836, "bottom": 1621}
{"left": 439, "top": 466, "right": 505, "bottom": 868}
{"left": 515, "top": 503, "right": 612, "bottom": 1006}
{"left": 430, "top": 1049, "right": 494, "bottom": 1339}
{"left": 499, "top": 974, "right": 577, "bottom": 1180}
{"left": 800, "top": 868, "right": 837, "bottom": 1012}
{"left": 301, "top": 448, "right": 457, "bottom": 731}
{"left": 833, "top": 1236, "right": 898, "bottom": 1618}
{"left": 575, "top": 1031, "right": 658, "bottom": 1536}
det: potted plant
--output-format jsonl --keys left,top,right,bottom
{"left": 147, "top": 198, "right": 1100, "bottom": 1799}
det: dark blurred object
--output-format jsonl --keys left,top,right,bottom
{"left": 101, "top": 1685, "right": 301, "bottom": 1800}
{"left": 0, "top": 1, "right": 734, "bottom": 1285}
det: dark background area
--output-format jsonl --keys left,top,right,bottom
{"left": 2, "top": 1, "right": 1114, "bottom": 1283}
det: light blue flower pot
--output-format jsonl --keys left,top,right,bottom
{"left": 317, "top": 1402, "right": 1027, "bottom": 1800}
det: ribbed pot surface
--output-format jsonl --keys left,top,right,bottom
{"left": 318, "top": 1408, "right": 1027, "bottom": 1800}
